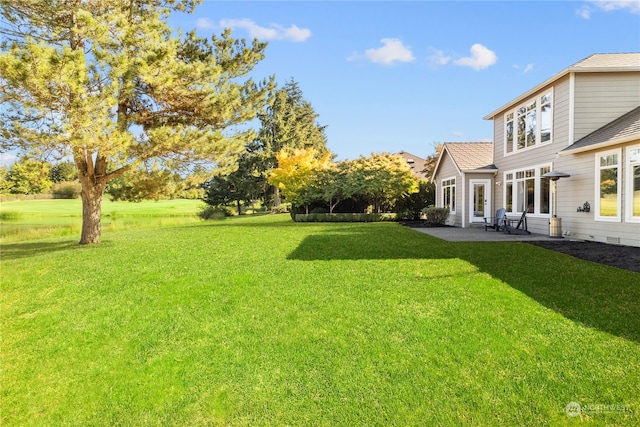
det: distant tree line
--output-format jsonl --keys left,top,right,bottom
{"left": 267, "top": 148, "right": 434, "bottom": 218}
{"left": 202, "top": 80, "right": 436, "bottom": 218}
{"left": 0, "top": 158, "right": 76, "bottom": 195}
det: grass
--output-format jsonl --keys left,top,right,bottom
{"left": 2, "top": 214, "right": 639, "bottom": 426}
{"left": 0, "top": 198, "right": 204, "bottom": 243}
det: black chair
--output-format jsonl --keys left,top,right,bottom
{"left": 504, "top": 211, "right": 530, "bottom": 235}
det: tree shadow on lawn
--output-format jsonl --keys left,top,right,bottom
{"left": 288, "top": 226, "right": 640, "bottom": 343}
{"left": 1, "top": 240, "right": 87, "bottom": 261}
{"left": 287, "top": 225, "right": 458, "bottom": 260}
{"left": 457, "top": 242, "right": 640, "bottom": 344}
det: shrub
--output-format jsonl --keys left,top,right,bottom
{"left": 179, "top": 188, "right": 205, "bottom": 199}
{"left": 294, "top": 213, "right": 397, "bottom": 222}
{"left": 0, "top": 194, "right": 54, "bottom": 202}
{"left": 393, "top": 181, "right": 435, "bottom": 220}
{"left": 310, "top": 207, "right": 328, "bottom": 214}
{"left": 271, "top": 203, "right": 291, "bottom": 214}
{"left": 422, "top": 207, "right": 450, "bottom": 226}
{"left": 51, "top": 181, "right": 82, "bottom": 199}
{"left": 198, "top": 205, "right": 234, "bottom": 220}
{"left": 395, "top": 210, "right": 416, "bottom": 221}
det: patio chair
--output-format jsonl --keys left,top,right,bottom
{"left": 504, "top": 211, "right": 531, "bottom": 235}
{"left": 484, "top": 208, "right": 506, "bottom": 232}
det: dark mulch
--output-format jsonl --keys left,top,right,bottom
{"left": 528, "top": 240, "right": 640, "bottom": 273}
{"left": 399, "top": 220, "right": 450, "bottom": 228}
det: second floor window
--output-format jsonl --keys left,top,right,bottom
{"left": 505, "top": 91, "right": 553, "bottom": 155}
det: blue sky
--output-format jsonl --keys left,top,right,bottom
{"left": 1, "top": 1, "right": 638, "bottom": 167}
{"left": 170, "top": 0, "right": 640, "bottom": 160}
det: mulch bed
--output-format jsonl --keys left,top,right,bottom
{"left": 528, "top": 240, "right": 640, "bottom": 273}
{"left": 399, "top": 220, "right": 450, "bottom": 228}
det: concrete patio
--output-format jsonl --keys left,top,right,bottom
{"left": 409, "top": 225, "right": 561, "bottom": 242}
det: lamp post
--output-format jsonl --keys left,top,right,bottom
{"left": 542, "top": 170, "right": 571, "bottom": 238}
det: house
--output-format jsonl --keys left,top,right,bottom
{"left": 430, "top": 142, "right": 496, "bottom": 226}
{"left": 396, "top": 151, "right": 428, "bottom": 180}
{"left": 432, "top": 53, "right": 640, "bottom": 247}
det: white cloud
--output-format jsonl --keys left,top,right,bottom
{"left": 577, "top": 5, "right": 593, "bottom": 18}
{"left": 196, "top": 17, "right": 215, "bottom": 29}
{"left": 362, "top": 38, "right": 415, "bottom": 65}
{"left": 427, "top": 48, "right": 452, "bottom": 68}
{"left": 590, "top": 0, "right": 640, "bottom": 14}
{"left": 453, "top": 44, "right": 497, "bottom": 70}
{"left": 514, "top": 63, "right": 535, "bottom": 74}
{"left": 219, "top": 18, "right": 311, "bottom": 42}
{"left": 578, "top": 1, "right": 640, "bottom": 18}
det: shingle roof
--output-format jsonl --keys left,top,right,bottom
{"left": 396, "top": 151, "right": 428, "bottom": 179}
{"left": 484, "top": 53, "right": 640, "bottom": 120}
{"left": 443, "top": 142, "right": 495, "bottom": 171}
{"left": 562, "top": 106, "right": 640, "bottom": 154}
{"left": 571, "top": 53, "right": 640, "bottom": 69}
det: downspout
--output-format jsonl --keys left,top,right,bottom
{"left": 461, "top": 172, "right": 466, "bottom": 228}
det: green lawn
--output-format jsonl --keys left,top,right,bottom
{"left": 2, "top": 214, "right": 639, "bottom": 425}
{"left": 0, "top": 199, "right": 203, "bottom": 243}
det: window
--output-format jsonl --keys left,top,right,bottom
{"left": 595, "top": 149, "right": 621, "bottom": 221}
{"left": 442, "top": 178, "right": 456, "bottom": 212}
{"left": 540, "top": 93, "right": 552, "bottom": 143}
{"left": 504, "top": 165, "right": 551, "bottom": 215}
{"left": 505, "top": 114, "right": 514, "bottom": 154}
{"left": 626, "top": 145, "right": 640, "bottom": 222}
{"left": 539, "top": 166, "right": 551, "bottom": 214}
{"left": 505, "top": 173, "right": 513, "bottom": 212}
{"left": 504, "top": 90, "right": 553, "bottom": 154}
{"left": 516, "top": 169, "right": 535, "bottom": 213}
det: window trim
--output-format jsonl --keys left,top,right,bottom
{"left": 441, "top": 177, "right": 456, "bottom": 214}
{"left": 503, "top": 163, "right": 552, "bottom": 217}
{"left": 595, "top": 148, "right": 622, "bottom": 222}
{"left": 503, "top": 89, "right": 554, "bottom": 157}
{"left": 625, "top": 144, "right": 640, "bottom": 223}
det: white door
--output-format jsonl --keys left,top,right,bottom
{"left": 469, "top": 179, "right": 492, "bottom": 223}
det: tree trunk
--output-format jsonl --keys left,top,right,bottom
{"left": 329, "top": 198, "right": 340, "bottom": 214}
{"left": 237, "top": 199, "right": 242, "bottom": 215}
{"left": 79, "top": 176, "right": 107, "bottom": 245}
{"left": 273, "top": 187, "right": 281, "bottom": 207}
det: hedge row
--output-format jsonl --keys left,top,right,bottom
{"left": 294, "top": 213, "right": 397, "bottom": 222}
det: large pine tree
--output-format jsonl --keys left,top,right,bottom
{"left": 253, "top": 78, "right": 328, "bottom": 205}
{"left": 0, "top": 0, "right": 274, "bottom": 243}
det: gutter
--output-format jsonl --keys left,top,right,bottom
{"left": 560, "top": 134, "right": 640, "bottom": 155}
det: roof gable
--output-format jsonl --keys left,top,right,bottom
{"left": 432, "top": 142, "right": 495, "bottom": 180}
{"left": 484, "top": 53, "right": 640, "bottom": 120}
{"left": 561, "top": 106, "right": 640, "bottom": 154}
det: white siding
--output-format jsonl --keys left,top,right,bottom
{"left": 485, "top": 69, "right": 640, "bottom": 244}
{"left": 488, "top": 78, "right": 572, "bottom": 234}
{"left": 573, "top": 72, "right": 640, "bottom": 141}
{"left": 553, "top": 76, "right": 572, "bottom": 146}
{"left": 556, "top": 140, "right": 640, "bottom": 247}
{"left": 433, "top": 151, "right": 462, "bottom": 226}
